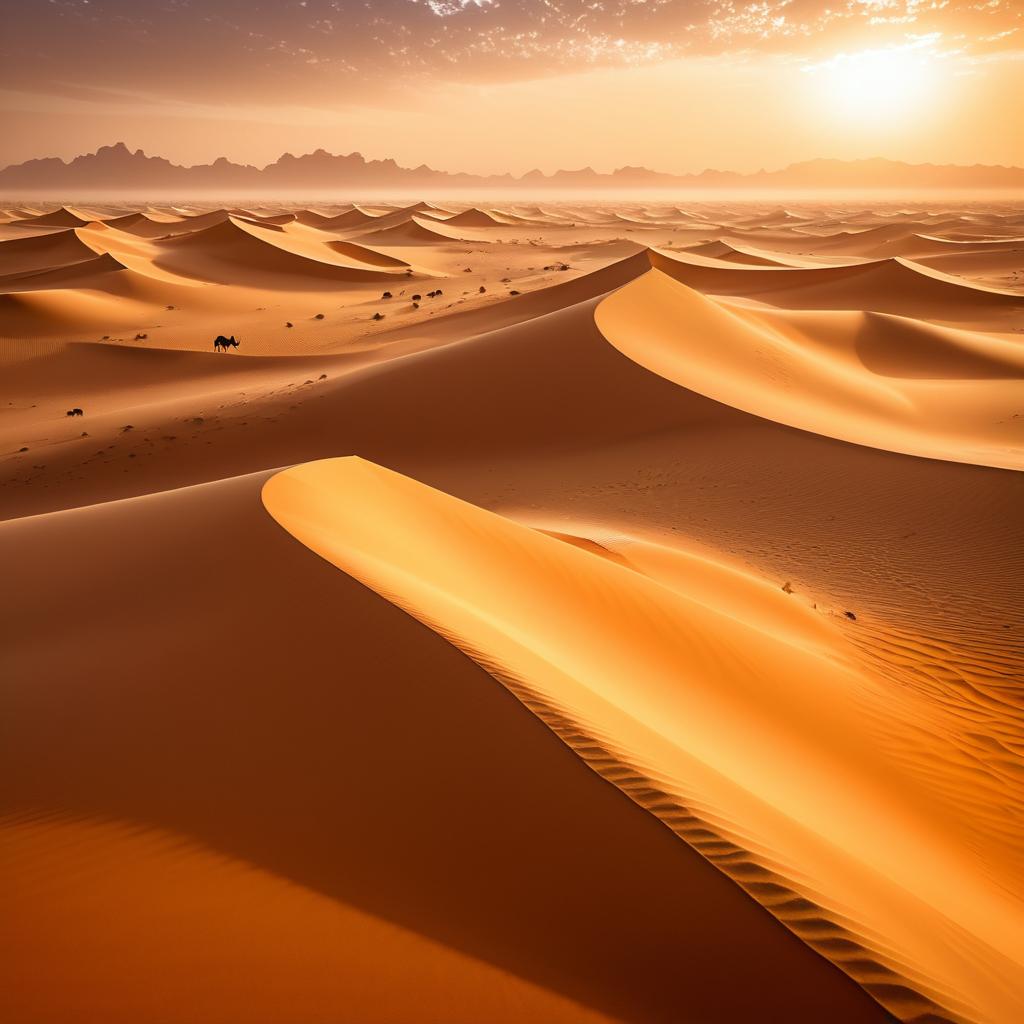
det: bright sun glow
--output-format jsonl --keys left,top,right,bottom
{"left": 811, "top": 47, "right": 934, "bottom": 120}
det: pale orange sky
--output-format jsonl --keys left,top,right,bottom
{"left": 2, "top": 0, "right": 1022, "bottom": 173}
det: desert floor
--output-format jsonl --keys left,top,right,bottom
{"left": 2, "top": 198, "right": 1023, "bottom": 1024}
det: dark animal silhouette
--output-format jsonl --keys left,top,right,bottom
{"left": 214, "top": 335, "right": 240, "bottom": 352}
{"left": 66, "top": 408, "right": 84, "bottom": 417}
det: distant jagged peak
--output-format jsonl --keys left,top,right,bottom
{"left": 0, "top": 143, "right": 1021, "bottom": 192}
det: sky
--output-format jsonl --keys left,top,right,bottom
{"left": 1, "top": 0, "right": 1022, "bottom": 174}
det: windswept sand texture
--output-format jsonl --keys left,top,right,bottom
{"left": 2, "top": 199, "right": 1023, "bottom": 1024}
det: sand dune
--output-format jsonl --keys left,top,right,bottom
{"left": 3, "top": 198, "right": 1022, "bottom": 1024}
{"left": 323, "top": 238, "right": 411, "bottom": 269}
{"left": 650, "top": 246, "right": 1024, "bottom": 321}
{"left": 308, "top": 206, "right": 384, "bottom": 230}
{"left": 234, "top": 211, "right": 297, "bottom": 226}
{"left": 265, "top": 456, "right": 1024, "bottom": 1024}
{"left": 867, "top": 232, "right": 1024, "bottom": 259}
{"left": 0, "top": 469, "right": 891, "bottom": 1024}
{"left": 351, "top": 213, "right": 490, "bottom": 247}
{"left": 685, "top": 239, "right": 795, "bottom": 266}
{"left": 149, "top": 216, "right": 410, "bottom": 286}
{"left": 0, "top": 226, "right": 101, "bottom": 277}
{"left": 440, "top": 207, "right": 513, "bottom": 227}
{"left": 12, "top": 206, "right": 93, "bottom": 228}
{"left": 917, "top": 247, "right": 1024, "bottom": 286}
{"left": 99, "top": 211, "right": 209, "bottom": 238}
{"left": 0, "top": 251, "right": 133, "bottom": 292}
{"left": 595, "top": 265, "right": 1024, "bottom": 468}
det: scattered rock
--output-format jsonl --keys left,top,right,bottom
{"left": 313, "top": 313, "right": 325, "bottom": 320}
{"left": 382, "top": 291, "right": 393, "bottom": 299}
{"left": 285, "top": 322, "right": 293, "bottom": 328}
{"left": 781, "top": 581, "right": 793, "bottom": 594}
{"left": 134, "top": 332, "right": 148, "bottom": 340}
{"left": 166, "top": 305, "right": 175, "bottom": 310}
{"left": 509, "top": 289, "right": 521, "bottom": 295}
{"left": 318, "top": 374, "right": 327, "bottom": 380}
{"left": 412, "top": 294, "right": 422, "bottom": 301}
{"left": 121, "top": 425, "right": 134, "bottom": 433}
{"left": 479, "top": 285, "right": 486, "bottom": 293}
{"left": 844, "top": 610, "right": 857, "bottom": 621}
{"left": 372, "top": 312, "right": 385, "bottom": 321}
{"left": 18, "top": 446, "right": 28, "bottom": 453}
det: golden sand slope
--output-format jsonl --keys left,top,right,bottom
{"left": 263, "top": 457, "right": 1024, "bottom": 1024}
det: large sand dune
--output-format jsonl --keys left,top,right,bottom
{"left": 650, "top": 247, "right": 1024, "bottom": 321}
{"left": 595, "top": 266, "right": 1024, "bottom": 468}
{"left": 0, "top": 227, "right": 102, "bottom": 277}
{"left": 2, "top": 198, "right": 1022, "bottom": 1024}
{"left": 148, "top": 216, "right": 411, "bottom": 286}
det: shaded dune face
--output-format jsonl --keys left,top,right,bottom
{"left": 2, "top": 199, "right": 1022, "bottom": 1024}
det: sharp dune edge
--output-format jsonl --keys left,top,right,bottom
{"left": 2, "top": 199, "right": 1023, "bottom": 1024}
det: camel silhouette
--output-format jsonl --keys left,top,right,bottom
{"left": 214, "top": 335, "right": 240, "bottom": 352}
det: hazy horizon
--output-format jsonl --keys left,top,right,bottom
{"left": 3, "top": 1, "right": 1023, "bottom": 175}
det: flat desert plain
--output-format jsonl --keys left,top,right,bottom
{"left": 2, "top": 199, "right": 1023, "bottom": 1024}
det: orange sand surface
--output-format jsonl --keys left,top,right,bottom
{"left": 2, "top": 199, "right": 1022, "bottom": 1024}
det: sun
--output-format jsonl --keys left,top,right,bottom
{"left": 812, "top": 47, "right": 933, "bottom": 120}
